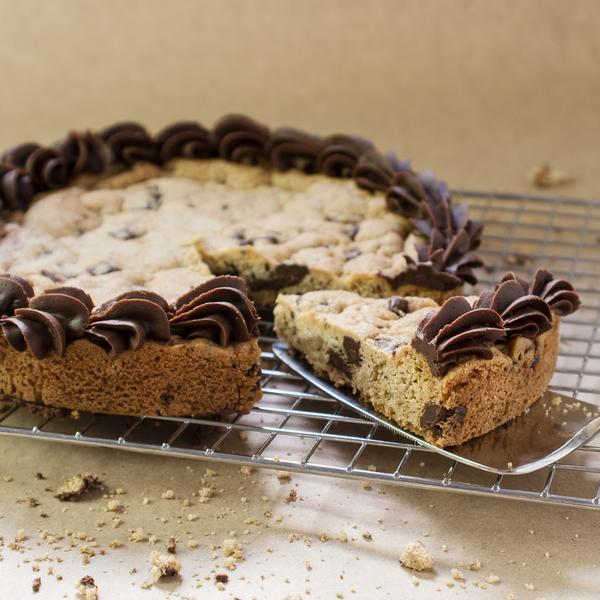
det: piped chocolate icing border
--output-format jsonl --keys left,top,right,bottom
{"left": 412, "top": 268, "right": 580, "bottom": 377}
{"left": 0, "top": 274, "right": 260, "bottom": 360}
{"left": 0, "top": 114, "right": 483, "bottom": 292}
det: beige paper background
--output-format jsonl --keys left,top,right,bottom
{"left": 0, "top": 2, "right": 599, "bottom": 598}
{"left": 0, "top": 0, "right": 599, "bottom": 195}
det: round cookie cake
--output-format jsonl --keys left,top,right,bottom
{"left": 0, "top": 114, "right": 484, "bottom": 420}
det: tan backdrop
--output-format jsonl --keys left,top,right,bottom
{"left": 0, "top": 0, "right": 598, "bottom": 194}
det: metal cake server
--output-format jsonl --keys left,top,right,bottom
{"left": 272, "top": 342, "right": 600, "bottom": 475}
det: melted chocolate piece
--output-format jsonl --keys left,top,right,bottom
{"left": 343, "top": 336, "right": 361, "bottom": 366}
{"left": 250, "top": 264, "right": 309, "bottom": 290}
{"left": 420, "top": 403, "right": 467, "bottom": 437}
{"left": 388, "top": 296, "right": 409, "bottom": 316}
{"left": 328, "top": 349, "right": 351, "bottom": 378}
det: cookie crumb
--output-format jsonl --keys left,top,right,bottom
{"left": 223, "top": 538, "right": 243, "bottom": 560}
{"left": 284, "top": 489, "right": 297, "bottom": 504}
{"left": 129, "top": 527, "right": 147, "bottom": 543}
{"left": 161, "top": 489, "right": 175, "bottom": 500}
{"left": 55, "top": 474, "right": 102, "bottom": 501}
{"left": 76, "top": 576, "right": 98, "bottom": 600}
{"left": 276, "top": 470, "right": 291, "bottom": 481}
{"left": 451, "top": 568, "right": 465, "bottom": 582}
{"left": 530, "top": 164, "right": 573, "bottom": 188}
{"left": 467, "top": 559, "right": 482, "bottom": 571}
{"left": 400, "top": 542, "right": 433, "bottom": 572}
{"left": 149, "top": 551, "right": 181, "bottom": 582}
{"left": 105, "top": 499, "right": 121, "bottom": 512}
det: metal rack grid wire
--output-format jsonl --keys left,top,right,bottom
{"left": 1, "top": 189, "right": 600, "bottom": 510}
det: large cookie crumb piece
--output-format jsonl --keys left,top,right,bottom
{"left": 222, "top": 538, "right": 244, "bottom": 559}
{"left": 55, "top": 474, "right": 102, "bottom": 501}
{"left": 400, "top": 542, "right": 434, "bottom": 572}
{"left": 76, "top": 576, "right": 98, "bottom": 600}
{"left": 149, "top": 551, "right": 182, "bottom": 582}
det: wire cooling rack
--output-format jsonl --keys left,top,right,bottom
{"left": 1, "top": 190, "right": 599, "bottom": 510}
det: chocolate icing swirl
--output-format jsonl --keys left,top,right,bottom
{"left": 0, "top": 274, "right": 34, "bottom": 316}
{"left": 412, "top": 296, "right": 505, "bottom": 376}
{"left": 0, "top": 165, "right": 34, "bottom": 210}
{"left": 0, "top": 288, "right": 91, "bottom": 359}
{"left": 57, "top": 131, "right": 112, "bottom": 175}
{"left": 170, "top": 275, "right": 260, "bottom": 346}
{"left": 0, "top": 275, "right": 261, "bottom": 359}
{"left": 86, "top": 292, "right": 171, "bottom": 357}
{"left": 267, "top": 129, "right": 323, "bottom": 173}
{"left": 212, "top": 114, "right": 270, "bottom": 164}
{"left": 1, "top": 143, "right": 41, "bottom": 168}
{"left": 386, "top": 168, "right": 429, "bottom": 218}
{"left": 316, "top": 135, "right": 374, "bottom": 178}
{"left": 475, "top": 280, "right": 552, "bottom": 339}
{"left": 412, "top": 267, "right": 582, "bottom": 376}
{"left": 501, "top": 268, "right": 581, "bottom": 318}
{"left": 99, "top": 122, "right": 158, "bottom": 165}
{"left": 155, "top": 122, "right": 214, "bottom": 162}
{"left": 25, "top": 147, "right": 70, "bottom": 190}
{"left": 528, "top": 268, "right": 581, "bottom": 317}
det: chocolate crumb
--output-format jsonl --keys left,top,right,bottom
{"left": 166, "top": 536, "right": 177, "bottom": 554}
{"left": 32, "top": 577, "right": 41, "bottom": 593}
{"left": 388, "top": 296, "right": 409, "bottom": 316}
{"left": 215, "top": 573, "right": 229, "bottom": 584}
